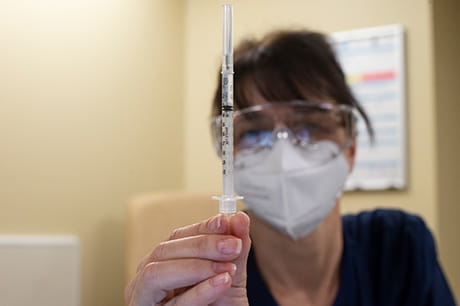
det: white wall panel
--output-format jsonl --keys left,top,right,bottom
{"left": 0, "top": 236, "right": 80, "bottom": 306}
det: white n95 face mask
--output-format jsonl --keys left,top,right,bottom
{"left": 234, "top": 139, "right": 349, "bottom": 240}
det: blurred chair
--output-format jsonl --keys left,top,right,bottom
{"left": 125, "top": 191, "right": 244, "bottom": 281}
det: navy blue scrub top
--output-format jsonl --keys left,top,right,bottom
{"left": 246, "top": 209, "right": 456, "bottom": 306}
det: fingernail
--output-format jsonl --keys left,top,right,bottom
{"left": 210, "top": 272, "right": 230, "bottom": 287}
{"left": 229, "top": 263, "right": 237, "bottom": 276}
{"left": 208, "top": 215, "right": 222, "bottom": 232}
{"left": 217, "top": 238, "right": 242, "bottom": 255}
{"left": 212, "top": 262, "right": 237, "bottom": 276}
{"left": 238, "top": 211, "right": 249, "bottom": 220}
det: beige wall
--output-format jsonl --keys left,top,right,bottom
{"left": 0, "top": 1, "right": 184, "bottom": 305}
{"left": 433, "top": 0, "right": 460, "bottom": 300}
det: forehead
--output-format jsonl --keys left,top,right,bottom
{"left": 235, "top": 81, "right": 337, "bottom": 111}
{"left": 238, "top": 85, "right": 268, "bottom": 108}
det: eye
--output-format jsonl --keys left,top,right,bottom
{"left": 292, "top": 123, "right": 332, "bottom": 145}
{"left": 239, "top": 130, "right": 258, "bottom": 146}
{"left": 238, "top": 130, "right": 272, "bottom": 149}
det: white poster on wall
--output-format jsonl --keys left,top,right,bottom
{"left": 330, "top": 24, "right": 406, "bottom": 190}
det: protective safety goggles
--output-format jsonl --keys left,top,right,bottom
{"left": 210, "top": 100, "right": 356, "bottom": 162}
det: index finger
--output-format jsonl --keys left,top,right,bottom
{"left": 135, "top": 214, "right": 231, "bottom": 275}
{"left": 167, "top": 214, "right": 230, "bottom": 241}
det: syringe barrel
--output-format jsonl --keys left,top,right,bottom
{"left": 221, "top": 113, "right": 234, "bottom": 197}
{"left": 221, "top": 62, "right": 234, "bottom": 198}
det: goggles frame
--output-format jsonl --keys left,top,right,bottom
{"left": 210, "top": 100, "right": 357, "bottom": 158}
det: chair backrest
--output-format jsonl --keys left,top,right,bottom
{"left": 125, "top": 191, "right": 244, "bottom": 281}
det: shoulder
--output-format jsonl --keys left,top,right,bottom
{"left": 342, "top": 209, "right": 437, "bottom": 297}
{"left": 342, "top": 208, "right": 434, "bottom": 251}
{"left": 343, "top": 208, "right": 428, "bottom": 231}
{"left": 342, "top": 209, "right": 439, "bottom": 282}
{"left": 340, "top": 209, "right": 456, "bottom": 305}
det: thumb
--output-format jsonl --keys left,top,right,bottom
{"left": 229, "top": 211, "right": 251, "bottom": 287}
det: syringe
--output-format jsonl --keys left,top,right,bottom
{"left": 213, "top": 4, "right": 242, "bottom": 216}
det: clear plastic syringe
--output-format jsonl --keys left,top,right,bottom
{"left": 213, "top": 4, "right": 242, "bottom": 216}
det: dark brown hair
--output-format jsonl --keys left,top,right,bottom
{"left": 211, "top": 29, "right": 374, "bottom": 139}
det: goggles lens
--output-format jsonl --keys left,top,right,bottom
{"left": 211, "top": 101, "right": 355, "bottom": 164}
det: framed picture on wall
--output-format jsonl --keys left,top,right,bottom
{"left": 331, "top": 24, "right": 407, "bottom": 190}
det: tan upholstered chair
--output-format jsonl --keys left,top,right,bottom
{"left": 125, "top": 191, "right": 244, "bottom": 281}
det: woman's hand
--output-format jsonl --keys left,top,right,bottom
{"left": 125, "top": 211, "right": 251, "bottom": 306}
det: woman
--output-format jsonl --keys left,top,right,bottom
{"left": 125, "top": 30, "right": 455, "bottom": 306}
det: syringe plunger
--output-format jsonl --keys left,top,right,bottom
{"left": 222, "top": 4, "right": 233, "bottom": 71}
